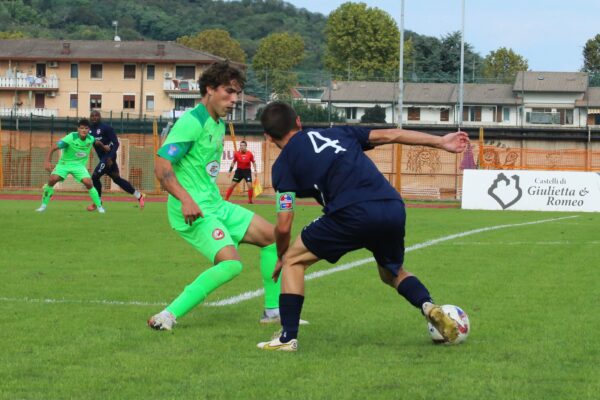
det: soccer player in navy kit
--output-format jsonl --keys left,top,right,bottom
{"left": 257, "top": 101, "right": 470, "bottom": 351}
{"left": 87, "top": 110, "right": 145, "bottom": 211}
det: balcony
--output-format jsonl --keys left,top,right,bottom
{"left": 0, "top": 76, "right": 60, "bottom": 90}
{"left": 163, "top": 79, "right": 200, "bottom": 92}
{"left": 0, "top": 107, "right": 58, "bottom": 117}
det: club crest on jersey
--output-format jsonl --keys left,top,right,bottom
{"left": 167, "top": 144, "right": 179, "bottom": 156}
{"left": 205, "top": 160, "right": 220, "bottom": 178}
{"left": 212, "top": 228, "right": 225, "bottom": 240}
{"left": 279, "top": 193, "right": 293, "bottom": 210}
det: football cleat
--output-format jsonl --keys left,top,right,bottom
{"left": 148, "top": 311, "right": 177, "bottom": 331}
{"left": 86, "top": 203, "right": 97, "bottom": 212}
{"left": 138, "top": 193, "right": 146, "bottom": 210}
{"left": 35, "top": 205, "right": 47, "bottom": 212}
{"left": 424, "top": 303, "right": 459, "bottom": 343}
{"left": 257, "top": 336, "right": 298, "bottom": 352}
{"left": 97, "top": 206, "right": 106, "bottom": 214}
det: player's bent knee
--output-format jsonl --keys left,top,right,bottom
{"left": 209, "top": 260, "right": 243, "bottom": 285}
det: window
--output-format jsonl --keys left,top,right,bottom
{"left": 503, "top": 107, "right": 510, "bottom": 122}
{"left": 408, "top": 107, "right": 420, "bottom": 121}
{"left": 440, "top": 108, "right": 449, "bottom": 122}
{"left": 70, "top": 94, "right": 78, "bottom": 109}
{"left": 146, "top": 95, "right": 155, "bottom": 111}
{"left": 70, "top": 64, "right": 78, "bottom": 78}
{"left": 124, "top": 64, "right": 136, "bottom": 79}
{"left": 345, "top": 107, "right": 357, "bottom": 120}
{"left": 90, "top": 94, "right": 102, "bottom": 109}
{"left": 175, "top": 65, "right": 196, "bottom": 80}
{"left": 123, "top": 95, "right": 135, "bottom": 109}
{"left": 91, "top": 64, "right": 103, "bottom": 79}
{"left": 146, "top": 65, "right": 155, "bottom": 80}
{"left": 175, "top": 98, "right": 194, "bottom": 110}
{"left": 565, "top": 109, "right": 574, "bottom": 125}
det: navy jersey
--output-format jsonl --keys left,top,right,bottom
{"left": 272, "top": 126, "right": 402, "bottom": 214}
{"left": 89, "top": 122, "right": 119, "bottom": 161}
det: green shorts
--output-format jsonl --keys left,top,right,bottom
{"left": 52, "top": 163, "right": 91, "bottom": 182}
{"left": 169, "top": 200, "right": 254, "bottom": 263}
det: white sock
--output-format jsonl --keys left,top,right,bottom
{"left": 134, "top": 190, "right": 141, "bottom": 199}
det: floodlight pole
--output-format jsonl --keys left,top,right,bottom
{"left": 398, "top": 0, "right": 405, "bottom": 128}
{"left": 458, "top": 0, "right": 465, "bottom": 129}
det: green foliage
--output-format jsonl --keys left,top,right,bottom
{"left": 0, "top": 31, "right": 27, "bottom": 39}
{"left": 482, "top": 47, "right": 529, "bottom": 83}
{"left": 177, "top": 29, "right": 247, "bottom": 63}
{"left": 253, "top": 32, "right": 304, "bottom": 97}
{"left": 292, "top": 100, "right": 344, "bottom": 123}
{"left": 360, "top": 105, "right": 386, "bottom": 123}
{"left": 582, "top": 34, "right": 600, "bottom": 73}
{"left": 325, "top": 2, "right": 401, "bottom": 80}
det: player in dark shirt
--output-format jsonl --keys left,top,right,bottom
{"left": 256, "top": 101, "right": 470, "bottom": 351}
{"left": 87, "top": 110, "right": 145, "bottom": 211}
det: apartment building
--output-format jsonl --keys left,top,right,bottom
{"left": 0, "top": 39, "right": 232, "bottom": 119}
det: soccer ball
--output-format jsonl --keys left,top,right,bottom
{"left": 427, "top": 304, "right": 470, "bottom": 344}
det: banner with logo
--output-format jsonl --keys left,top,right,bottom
{"left": 462, "top": 170, "right": 600, "bottom": 212}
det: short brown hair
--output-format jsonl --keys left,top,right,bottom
{"left": 198, "top": 61, "right": 246, "bottom": 96}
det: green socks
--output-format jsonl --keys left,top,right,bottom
{"left": 166, "top": 260, "right": 243, "bottom": 318}
{"left": 42, "top": 184, "right": 54, "bottom": 205}
{"left": 88, "top": 187, "right": 102, "bottom": 207}
{"left": 260, "top": 243, "right": 281, "bottom": 309}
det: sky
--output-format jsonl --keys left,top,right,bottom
{"left": 284, "top": 0, "right": 600, "bottom": 72}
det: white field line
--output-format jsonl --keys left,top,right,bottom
{"left": 0, "top": 215, "right": 578, "bottom": 308}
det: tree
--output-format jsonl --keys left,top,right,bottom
{"left": 0, "top": 31, "right": 27, "bottom": 39}
{"left": 325, "top": 2, "right": 404, "bottom": 80}
{"left": 361, "top": 105, "right": 386, "bottom": 123}
{"left": 252, "top": 32, "right": 304, "bottom": 98}
{"left": 582, "top": 34, "right": 600, "bottom": 73}
{"left": 177, "top": 29, "right": 247, "bottom": 63}
{"left": 482, "top": 47, "right": 528, "bottom": 83}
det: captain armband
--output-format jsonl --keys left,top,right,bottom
{"left": 276, "top": 191, "right": 296, "bottom": 212}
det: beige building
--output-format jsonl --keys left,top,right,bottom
{"left": 0, "top": 39, "right": 241, "bottom": 119}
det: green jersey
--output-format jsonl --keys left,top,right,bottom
{"left": 158, "top": 103, "right": 226, "bottom": 224}
{"left": 57, "top": 132, "right": 95, "bottom": 166}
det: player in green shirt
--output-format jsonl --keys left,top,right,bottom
{"left": 147, "top": 61, "right": 282, "bottom": 330}
{"left": 36, "top": 119, "right": 104, "bottom": 213}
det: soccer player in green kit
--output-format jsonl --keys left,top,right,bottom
{"left": 147, "top": 61, "right": 282, "bottom": 330}
{"left": 36, "top": 119, "right": 104, "bottom": 213}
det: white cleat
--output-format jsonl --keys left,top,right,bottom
{"left": 35, "top": 205, "right": 47, "bottom": 212}
{"left": 97, "top": 206, "right": 106, "bottom": 214}
{"left": 257, "top": 337, "right": 298, "bottom": 352}
{"left": 147, "top": 311, "right": 177, "bottom": 331}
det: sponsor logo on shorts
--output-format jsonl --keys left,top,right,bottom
{"left": 212, "top": 228, "right": 225, "bottom": 240}
{"left": 279, "top": 193, "right": 293, "bottom": 210}
{"left": 206, "top": 160, "right": 220, "bottom": 178}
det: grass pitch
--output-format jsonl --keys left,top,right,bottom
{"left": 0, "top": 198, "right": 598, "bottom": 399}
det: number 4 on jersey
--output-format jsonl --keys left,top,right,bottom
{"left": 307, "top": 131, "right": 347, "bottom": 154}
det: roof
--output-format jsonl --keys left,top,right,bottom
{"left": 513, "top": 71, "right": 588, "bottom": 93}
{"left": 0, "top": 39, "right": 226, "bottom": 64}
{"left": 452, "top": 83, "right": 519, "bottom": 105}
{"left": 322, "top": 81, "right": 519, "bottom": 105}
{"left": 575, "top": 87, "right": 600, "bottom": 107}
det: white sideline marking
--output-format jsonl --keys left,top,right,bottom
{"left": 0, "top": 216, "right": 577, "bottom": 308}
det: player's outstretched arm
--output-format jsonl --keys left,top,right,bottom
{"left": 44, "top": 145, "right": 61, "bottom": 172}
{"left": 155, "top": 156, "right": 203, "bottom": 225}
{"left": 368, "top": 129, "right": 469, "bottom": 153}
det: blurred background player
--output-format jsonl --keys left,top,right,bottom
{"left": 36, "top": 119, "right": 105, "bottom": 213}
{"left": 87, "top": 110, "right": 145, "bottom": 211}
{"left": 256, "top": 102, "right": 469, "bottom": 351}
{"left": 224, "top": 140, "right": 257, "bottom": 204}
{"left": 147, "top": 61, "right": 282, "bottom": 331}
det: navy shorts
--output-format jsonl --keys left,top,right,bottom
{"left": 93, "top": 158, "right": 119, "bottom": 177}
{"left": 232, "top": 169, "right": 252, "bottom": 183}
{"left": 301, "top": 199, "right": 406, "bottom": 276}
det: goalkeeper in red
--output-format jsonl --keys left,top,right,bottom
{"left": 147, "top": 61, "right": 281, "bottom": 330}
{"left": 36, "top": 119, "right": 104, "bottom": 213}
